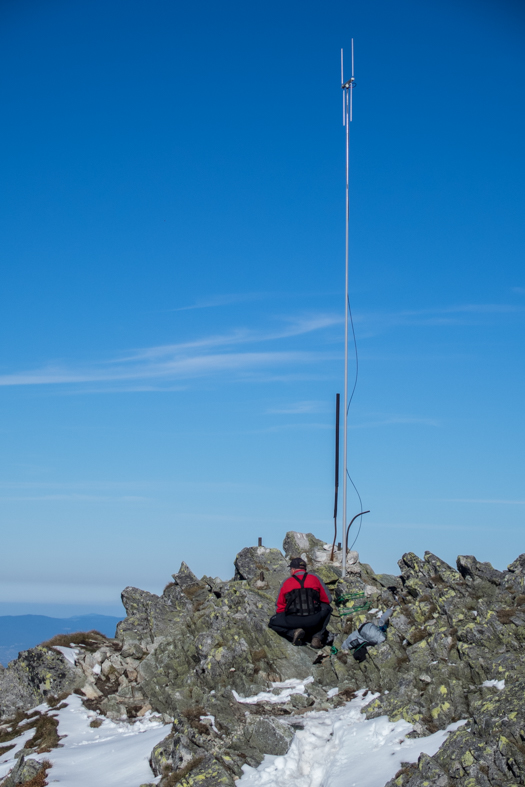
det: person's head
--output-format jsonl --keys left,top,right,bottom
{"left": 288, "top": 557, "right": 307, "bottom": 575}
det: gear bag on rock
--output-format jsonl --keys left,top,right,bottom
{"left": 357, "top": 621, "right": 387, "bottom": 646}
{"left": 284, "top": 572, "right": 321, "bottom": 616}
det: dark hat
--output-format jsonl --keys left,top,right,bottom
{"left": 288, "top": 557, "right": 307, "bottom": 569}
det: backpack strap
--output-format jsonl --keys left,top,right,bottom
{"left": 291, "top": 572, "right": 308, "bottom": 588}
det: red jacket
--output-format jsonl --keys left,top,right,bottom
{"left": 276, "top": 570, "right": 331, "bottom": 614}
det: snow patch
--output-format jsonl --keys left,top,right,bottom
{"left": 233, "top": 677, "right": 314, "bottom": 705}
{"left": 482, "top": 679, "right": 505, "bottom": 690}
{"left": 53, "top": 646, "right": 79, "bottom": 665}
{"left": 200, "top": 714, "right": 219, "bottom": 734}
{"left": 237, "top": 690, "right": 466, "bottom": 787}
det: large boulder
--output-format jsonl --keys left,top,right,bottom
{"left": 282, "top": 530, "right": 360, "bottom": 573}
{"left": 456, "top": 554, "right": 504, "bottom": 586}
{"left": 0, "top": 646, "right": 83, "bottom": 720}
{"left": 233, "top": 545, "right": 288, "bottom": 594}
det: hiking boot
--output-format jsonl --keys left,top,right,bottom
{"left": 292, "top": 628, "right": 305, "bottom": 646}
{"left": 311, "top": 635, "right": 323, "bottom": 649}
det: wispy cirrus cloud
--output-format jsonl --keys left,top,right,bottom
{"left": 0, "top": 494, "right": 148, "bottom": 502}
{"left": 350, "top": 415, "right": 440, "bottom": 429}
{"left": 168, "top": 293, "right": 267, "bottom": 311}
{"left": 0, "top": 313, "right": 342, "bottom": 390}
{"left": 441, "top": 498, "right": 525, "bottom": 505}
{"left": 0, "top": 300, "right": 515, "bottom": 391}
{"left": 266, "top": 400, "right": 328, "bottom": 415}
{"left": 354, "top": 303, "right": 521, "bottom": 335}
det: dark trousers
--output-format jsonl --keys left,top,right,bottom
{"left": 268, "top": 603, "right": 332, "bottom": 643}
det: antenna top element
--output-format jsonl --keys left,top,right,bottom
{"left": 341, "top": 40, "right": 356, "bottom": 124}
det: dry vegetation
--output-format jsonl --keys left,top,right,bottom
{"left": 25, "top": 715, "right": 61, "bottom": 753}
{"left": 41, "top": 630, "right": 109, "bottom": 650}
{"left": 161, "top": 756, "right": 205, "bottom": 787}
{"left": 497, "top": 607, "right": 519, "bottom": 624}
{"left": 22, "top": 760, "right": 52, "bottom": 787}
{"left": 0, "top": 710, "right": 41, "bottom": 745}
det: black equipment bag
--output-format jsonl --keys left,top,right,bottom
{"left": 284, "top": 573, "right": 321, "bottom": 616}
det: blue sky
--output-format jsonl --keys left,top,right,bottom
{"left": 0, "top": 0, "right": 524, "bottom": 616}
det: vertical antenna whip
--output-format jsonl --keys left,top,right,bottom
{"left": 341, "top": 41, "right": 357, "bottom": 579}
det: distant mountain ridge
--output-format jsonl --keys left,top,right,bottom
{"left": 0, "top": 614, "right": 123, "bottom": 666}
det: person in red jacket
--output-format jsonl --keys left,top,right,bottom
{"left": 268, "top": 558, "right": 333, "bottom": 649}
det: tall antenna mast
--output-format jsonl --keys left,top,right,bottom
{"left": 341, "top": 41, "right": 355, "bottom": 579}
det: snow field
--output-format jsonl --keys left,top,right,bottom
{"left": 0, "top": 694, "right": 171, "bottom": 787}
{"left": 1, "top": 682, "right": 468, "bottom": 787}
{"left": 237, "top": 690, "right": 466, "bottom": 787}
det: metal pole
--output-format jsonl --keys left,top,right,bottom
{"left": 342, "top": 88, "right": 349, "bottom": 578}
{"left": 330, "top": 393, "right": 341, "bottom": 561}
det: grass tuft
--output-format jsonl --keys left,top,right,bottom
{"left": 497, "top": 607, "right": 518, "bottom": 624}
{"left": 46, "top": 693, "right": 70, "bottom": 708}
{"left": 42, "top": 630, "right": 109, "bottom": 650}
{"left": 161, "top": 756, "right": 205, "bottom": 786}
{"left": 181, "top": 706, "right": 209, "bottom": 735}
{"left": 25, "top": 714, "right": 61, "bottom": 753}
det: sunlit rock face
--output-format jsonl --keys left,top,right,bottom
{"left": 1, "top": 532, "right": 525, "bottom": 787}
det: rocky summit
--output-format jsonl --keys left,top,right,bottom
{"left": 1, "top": 532, "right": 525, "bottom": 787}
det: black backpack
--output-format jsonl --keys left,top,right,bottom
{"left": 284, "top": 573, "right": 321, "bottom": 616}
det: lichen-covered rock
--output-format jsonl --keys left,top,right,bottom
{"left": 385, "top": 677, "right": 525, "bottom": 786}
{"left": 457, "top": 554, "right": 504, "bottom": 586}
{"left": 0, "top": 647, "right": 83, "bottom": 719}
{"left": 165, "top": 753, "right": 235, "bottom": 786}
{"left": 233, "top": 546, "right": 288, "bottom": 594}
{"left": 507, "top": 553, "right": 525, "bottom": 574}
{"left": 282, "top": 530, "right": 359, "bottom": 573}
{"left": 246, "top": 716, "right": 294, "bottom": 755}
{"left": 0, "top": 756, "right": 44, "bottom": 787}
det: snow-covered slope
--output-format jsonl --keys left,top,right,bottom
{"left": 238, "top": 690, "right": 465, "bottom": 787}
{"left": 0, "top": 695, "right": 170, "bottom": 787}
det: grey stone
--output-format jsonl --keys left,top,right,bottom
{"left": 247, "top": 717, "right": 294, "bottom": 755}
{"left": 1, "top": 756, "right": 43, "bottom": 787}
{"left": 507, "top": 553, "right": 525, "bottom": 574}
{"left": 234, "top": 546, "right": 289, "bottom": 595}
{"left": 372, "top": 573, "right": 403, "bottom": 589}
{"left": 456, "top": 554, "right": 504, "bottom": 585}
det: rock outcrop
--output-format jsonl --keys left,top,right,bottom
{"left": 0, "top": 646, "right": 83, "bottom": 719}
{"left": 1, "top": 531, "right": 524, "bottom": 787}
